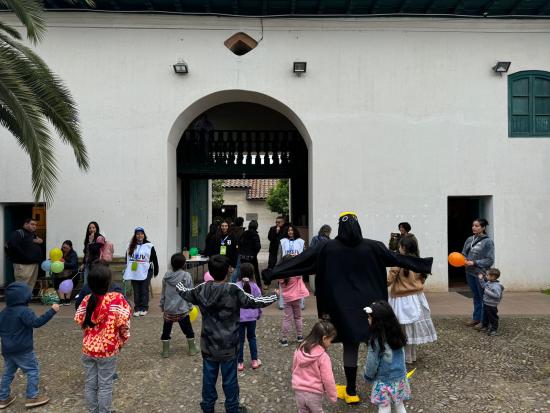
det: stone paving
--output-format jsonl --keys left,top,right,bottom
{"left": 1, "top": 313, "right": 549, "bottom": 413}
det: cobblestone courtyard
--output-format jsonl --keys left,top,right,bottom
{"left": 1, "top": 314, "right": 549, "bottom": 413}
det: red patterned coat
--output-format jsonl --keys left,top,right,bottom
{"left": 74, "top": 292, "right": 131, "bottom": 358}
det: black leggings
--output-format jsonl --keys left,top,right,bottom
{"left": 343, "top": 342, "right": 360, "bottom": 367}
{"left": 131, "top": 278, "right": 150, "bottom": 311}
{"left": 161, "top": 316, "right": 194, "bottom": 340}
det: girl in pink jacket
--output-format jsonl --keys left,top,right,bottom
{"left": 279, "top": 274, "right": 309, "bottom": 346}
{"left": 292, "top": 320, "right": 338, "bottom": 412}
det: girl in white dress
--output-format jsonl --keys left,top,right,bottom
{"left": 387, "top": 236, "right": 437, "bottom": 364}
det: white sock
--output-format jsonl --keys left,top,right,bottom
{"left": 378, "top": 405, "right": 392, "bottom": 413}
{"left": 395, "top": 401, "right": 407, "bottom": 413}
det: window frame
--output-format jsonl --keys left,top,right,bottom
{"left": 508, "top": 70, "right": 550, "bottom": 138}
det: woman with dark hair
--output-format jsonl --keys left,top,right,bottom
{"left": 80, "top": 221, "right": 103, "bottom": 285}
{"left": 215, "top": 220, "right": 237, "bottom": 268}
{"left": 389, "top": 222, "right": 419, "bottom": 254}
{"left": 55, "top": 240, "right": 78, "bottom": 305}
{"left": 462, "top": 218, "right": 495, "bottom": 328}
{"left": 74, "top": 264, "right": 130, "bottom": 413}
{"left": 238, "top": 220, "right": 262, "bottom": 287}
{"left": 123, "top": 227, "right": 159, "bottom": 317}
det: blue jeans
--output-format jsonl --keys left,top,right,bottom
{"left": 201, "top": 357, "right": 239, "bottom": 413}
{"left": 238, "top": 321, "right": 258, "bottom": 362}
{"left": 229, "top": 256, "right": 241, "bottom": 283}
{"left": 0, "top": 351, "right": 39, "bottom": 399}
{"left": 466, "top": 274, "right": 484, "bottom": 322}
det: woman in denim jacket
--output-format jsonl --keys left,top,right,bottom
{"left": 363, "top": 301, "right": 410, "bottom": 413}
{"left": 461, "top": 218, "right": 495, "bottom": 327}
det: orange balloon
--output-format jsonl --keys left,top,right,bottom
{"left": 448, "top": 252, "right": 466, "bottom": 267}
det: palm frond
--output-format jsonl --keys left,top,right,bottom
{"left": 0, "top": 46, "right": 59, "bottom": 204}
{"left": 0, "top": 21, "right": 23, "bottom": 40}
{"left": 1, "top": 0, "right": 46, "bottom": 44}
{"left": 0, "top": 32, "right": 89, "bottom": 170}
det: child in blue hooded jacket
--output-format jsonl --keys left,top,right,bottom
{"left": 0, "top": 282, "right": 59, "bottom": 410}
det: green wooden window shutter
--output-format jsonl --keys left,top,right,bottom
{"left": 509, "top": 71, "right": 550, "bottom": 137}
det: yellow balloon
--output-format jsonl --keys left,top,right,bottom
{"left": 49, "top": 248, "right": 63, "bottom": 262}
{"left": 406, "top": 368, "right": 417, "bottom": 379}
{"left": 189, "top": 306, "right": 199, "bottom": 322}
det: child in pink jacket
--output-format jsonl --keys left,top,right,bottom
{"left": 292, "top": 320, "right": 338, "bottom": 412}
{"left": 279, "top": 275, "right": 309, "bottom": 346}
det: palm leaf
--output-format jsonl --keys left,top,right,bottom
{"left": 0, "top": 32, "right": 89, "bottom": 170}
{"left": 0, "top": 46, "right": 59, "bottom": 203}
{"left": 0, "top": 21, "right": 23, "bottom": 39}
{"left": 0, "top": 0, "right": 46, "bottom": 43}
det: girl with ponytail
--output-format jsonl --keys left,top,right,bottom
{"left": 236, "top": 263, "right": 263, "bottom": 371}
{"left": 74, "top": 264, "right": 131, "bottom": 413}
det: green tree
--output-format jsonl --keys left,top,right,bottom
{"left": 0, "top": 0, "right": 89, "bottom": 204}
{"left": 212, "top": 179, "right": 225, "bottom": 209}
{"left": 266, "top": 179, "right": 289, "bottom": 216}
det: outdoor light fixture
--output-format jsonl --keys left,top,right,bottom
{"left": 173, "top": 61, "right": 189, "bottom": 74}
{"left": 492, "top": 61, "right": 511, "bottom": 75}
{"left": 293, "top": 61, "right": 307, "bottom": 74}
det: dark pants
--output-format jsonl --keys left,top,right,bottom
{"left": 483, "top": 305, "right": 499, "bottom": 331}
{"left": 238, "top": 321, "right": 258, "bottom": 363}
{"left": 131, "top": 278, "right": 150, "bottom": 311}
{"left": 241, "top": 257, "right": 261, "bottom": 288}
{"left": 161, "top": 316, "right": 194, "bottom": 340}
{"left": 201, "top": 357, "right": 239, "bottom": 413}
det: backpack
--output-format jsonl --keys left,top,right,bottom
{"left": 100, "top": 239, "right": 114, "bottom": 262}
{"left": 4, "top": 229, "right": 24, "bottom": 260}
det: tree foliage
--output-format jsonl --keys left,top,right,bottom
{"left": 266, "top": 179, "right": 289, "bottom": 216}
{"left": 212, "top": 179, "right": 225, "bottom": 209}
{"left": 0, "top": 0, "right": 90, "bottom": 204}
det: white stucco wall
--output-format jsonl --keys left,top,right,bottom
{"left": 1, "top": 14, "right": 550, "bottom": 290}
{"left": 222, "top": 189, "right": 279, "bottom": 251}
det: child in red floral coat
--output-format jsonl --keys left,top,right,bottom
{"left": 75, "top": 264, "right": 131, "bottom": 413}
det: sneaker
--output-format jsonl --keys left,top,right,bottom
{"left": 238, "top": 363, "right": 245, "bottom": 371}
{"left": 133, "top": 311, "right": 141, "bottom": 317}
{"left": 477, "top": 326, "right": 488, "bottom": 332}
{"left": 251, "top": 359, "right": 262, "bottom": 369}
{"left": 465, "top": 320, "right": 480, "bottom": 327}
{"left": 279, "top": 339, "right": 289, "bottom": 347}
{"left": 141, "top": 310, "right": 148, "bottom": 316}
{"left": 0, "top": 395, "right": 16, "bottom": 409}
{"left": 238, "top": 406, "right": 248, "bottom": 413}
{"left": 63, "top": 300, "right": 71, "bottom": 306}
{"left": 488, "top": 330, "right": 499, "bottom": 336}
{"left": 25, "top": 395, "right": 50, "bottom": 408}
{"left": 296, "top": 335, "right": 304, "bottom": 343}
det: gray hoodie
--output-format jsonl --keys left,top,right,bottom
{"left": 479, "top": 279, "right": 504, "bottom": 307}
{"left": 160, "top": 270, "right": 193, "bottom": 315}
{"left": 462, "top": 234, "right": 495, "bottom": 277}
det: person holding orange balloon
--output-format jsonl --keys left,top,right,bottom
{"left": 461, "top": 218, "right": 495, "bottom": 328}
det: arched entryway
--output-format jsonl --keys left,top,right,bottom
{"left": 166, "top": 90, "right": 312, "bottom": 254}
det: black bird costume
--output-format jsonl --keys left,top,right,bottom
{"left": 264, "top": 212, "right": 433, "bottom": 403}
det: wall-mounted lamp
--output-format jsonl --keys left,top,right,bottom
{"left": 492, "top": 61, "right": 511, "bottom": 76}
{"left": 293, "top": 61, "right": 307, "bottom": 75}
{"left": 173, "top": 62, "right": 189, "bottom": 74}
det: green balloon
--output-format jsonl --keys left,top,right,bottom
{"left": 51, "top": 261, "right": 64, "bottom": 274}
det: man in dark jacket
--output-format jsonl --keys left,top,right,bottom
{"left": 0, "top": 282, "right": 59, "bottom": 409}
{"left": 176, "top": 255, "right": 277, "bottom": 413}
{"left": 238, "top": 220, "right": 262, "bottom": 287}
{"left": 6, "top": 218, "right": 43, "bottom": 289}
{"left": 267, "top": 216, "right": 287, "bottom": 269}
{"left": 264, "top": 212, "right": 433, "bottom": 405}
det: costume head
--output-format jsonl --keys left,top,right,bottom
{"left": 336, "top": 211, "right": 363, "bottom": 247}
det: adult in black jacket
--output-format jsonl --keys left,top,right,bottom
{"left": 204, "top": 223, "right": 220, "bottom": 257}
{"left": 7, "top": 218, "right": 44, "bottom": 289}
{"left": 264, "top": 212, "right": 433, "bottom": 404}
{"left": 267, "top": 216, "right": 287, "bottom": 269}
{"left": 238, "top": 220, "right": 262, "bottom": 287}
{"left": 215, "top": 221, "right": 237, "bottom": 267}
